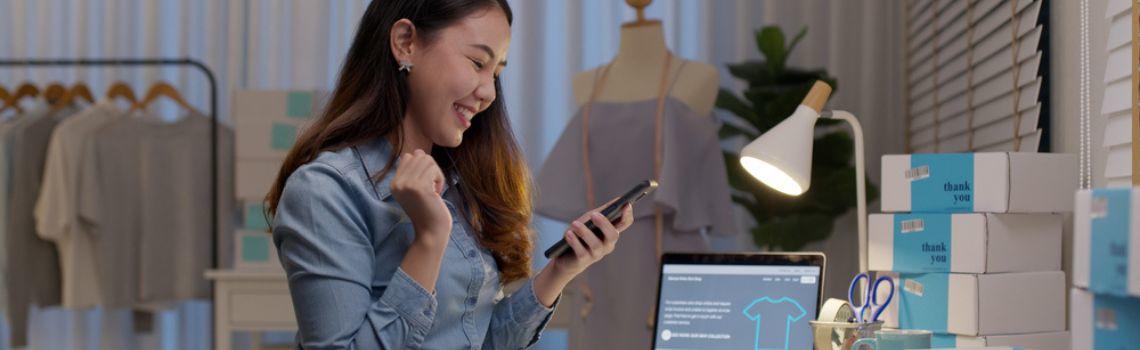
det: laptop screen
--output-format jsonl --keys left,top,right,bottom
{"left": 653, "top": 259, "right": 822, "bottom": 350}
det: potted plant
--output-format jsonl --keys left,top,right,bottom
{"left": 717, "top": 25, "right": 878, "bottom": 251}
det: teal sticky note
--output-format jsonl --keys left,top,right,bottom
{"left": 241, "top": 235, "right": 271, "bottom": 262}
{"left": 244, "top": 203, "right": 270, "bottom": 230}
{"left": 286, "top": 91, "right": 313, "bottom": 118}
{"left": 270, "top": 123, "right": 298, "bottom": 150}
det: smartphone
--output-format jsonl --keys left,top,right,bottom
{"left": 543, "top": 180, "right": 658, "bottom": 259}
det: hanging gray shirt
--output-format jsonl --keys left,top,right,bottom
{"left": 80, "top": 112, "right": 234, "bottom": 307}
{"left": 5, "top": 104, "right": 76, "bottom": 347}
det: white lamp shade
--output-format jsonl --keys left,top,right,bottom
{"left": 739, "top": 105, "right": 821, "bottom": 196}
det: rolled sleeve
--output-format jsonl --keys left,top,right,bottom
{"left": 484, "top": 278, "right": 559, "bottom": 349}
{"left": 377, "top": 267, "right": 438, "bottom": 330}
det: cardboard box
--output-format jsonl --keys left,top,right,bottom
{"left": 931, "top": 332, "right": 1068, "bottom": 350}
{"left": 881, "top": 153, "right": 1076, "bottom": 213}
{"left": 234, "top": 230, "right": 283, "bottom": 271}
{"left": 869, "top": 213, "right": 1061, "bottom": 273}
{"left": 1074, "top": 188, "right": 1140, "bottom": 297}
{"left": 232, "top": 90, "right": 326, "bottom": 159}
{"left": 236, "top": 159, "right": 283, "bottom": 201}
{"left": 880, "top": 271, "right": 1065, "bottom": 336}
{"left": 1071, "top": 288, "right": 1140, "bottom": 349}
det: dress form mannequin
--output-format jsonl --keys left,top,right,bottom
{"left": 541, "top": 2, "right": 738, "bottom": 349}
{"left": 571, "top": 2, "right": 719, "bottom": 115}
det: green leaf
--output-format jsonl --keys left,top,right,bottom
{"left": 752, "top": 213, "right": 835, "bottom": 251}
{"left": 718, "top": 122, "right": 758, "bottom": 140}
{"left": 715, "top": 89, "right": 759, "bottom": 124}
{"left": 786, "top": 27, "right": 808, "bottom": 57}
{"left": 756, "top": 26, "right": 787, "bottom": 72}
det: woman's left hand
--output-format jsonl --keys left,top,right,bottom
{"left": 550, "top": 198, "right": 635, "bottom": 278}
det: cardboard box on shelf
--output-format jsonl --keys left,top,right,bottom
{"left": 234, "top": 229, "right": 283, "bottom": 272}
{"left": 880, "top": 153, "right": 1076, "bottom": 213}
{"left": 879, "top": 271, "right": 1065, "bottom": 336}
{"left": 1074, "top": 188, "right": 1140, "bottom": 297}
{"left": 232, "top": 90, "right": 326, "bottom": 159}
{"left": 869, "top": 213, "right": 1061, "bottom": 273}
{"left": 236, "top": 159, "right": 282, "bottom": 201}
{"left": 1071, "top": 288, "right": 1140, "bottom": 349}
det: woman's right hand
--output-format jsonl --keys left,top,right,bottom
{"left": 390, "top": 149, "right": 452, "bottom": 244}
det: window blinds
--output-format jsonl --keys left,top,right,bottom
{"left": 904, "top": 0, "right": 1044, "bottom": 153}
{"left": 1102, "top": 0, "right": 1133, "bottom": 187}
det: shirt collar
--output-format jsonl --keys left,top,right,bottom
{"left": 362, "top": 136, "right": 460, "bottom": 201}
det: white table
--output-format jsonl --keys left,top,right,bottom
{"left": 205, "top": 269, "right": 297, "bottom": 350}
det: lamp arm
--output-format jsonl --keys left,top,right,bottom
{"left": 822, "top": 110, "right": 868, "bottom": 273}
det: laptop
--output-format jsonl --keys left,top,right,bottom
{"left": 651, "top": 253, "right": 825, "bottom": 350}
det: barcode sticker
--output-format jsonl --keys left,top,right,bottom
{"left": 900, "top": 219, "right": 925, "bottom": 233}
{"left": 1095, "top": 307, "right": 1118, "bottom": 330}
{"left": 1090, "top": 197, "right": 1109, "bottom": 219}
{"left": 903, "top": 279, "right": 924, "bottom": 297}
{"left": 905, "top": 165, "right": 931, "bottom": 181}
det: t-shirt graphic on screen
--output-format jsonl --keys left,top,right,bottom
{"left": 741, "top": 296, "right": 808, "bottom": 350}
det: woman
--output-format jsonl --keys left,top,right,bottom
{"left": 265, "top": 0, "right": 635, "bottom": 348}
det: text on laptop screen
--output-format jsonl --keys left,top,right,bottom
{"left": 654, "top": 264, "right": 821, "bottom": 350}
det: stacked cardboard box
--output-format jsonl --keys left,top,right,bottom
{"left": 1071, "top": 188, "right": 1140, "bottom": 348}
{"left": 871, "top": 153, "right": 1075, "bottom": 350}
{"left": 231, "top": 90, "right": 325, "bottom": 271}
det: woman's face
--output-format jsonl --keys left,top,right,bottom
{"left": 402, "top": 8, "right": 511, "bottom": 148}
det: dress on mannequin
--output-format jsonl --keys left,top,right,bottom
{"left": 535, "top": 55, "right": 739, "bottom": 349}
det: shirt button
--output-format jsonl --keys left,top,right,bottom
{"left": 423, "top": 309, "right": 431, "bottom": 316}
{"left": 467, "top": 297, "right": 477, "bottom": 305}
{"left": 467, "top": 250, "right": 477, "bottom": 258}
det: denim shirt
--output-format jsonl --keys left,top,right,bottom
{"left": 272, "top": 137, "right": 556, "bottom": 349}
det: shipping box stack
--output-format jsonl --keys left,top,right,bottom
{"left": 231, "top": 90, "right": 326, "bottom": 271}
{"left": 871, "top": 153, "right": 1075, "bottom": 349}
{"left": 1072, "top": 188, "right": 1140, "bottom": 349}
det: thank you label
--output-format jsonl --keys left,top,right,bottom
{"left": 909, "top": 154, "right": 974, "bottom": 212}
{"left": 1090, "top": 189, "right": 1131, "bottom": 295}
{"left": 894, "top": 214, "right": 952, "bottom": 272}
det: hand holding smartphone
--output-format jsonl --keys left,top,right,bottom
{"left": 543, "top": 180, "right": 658, "bottom": 259}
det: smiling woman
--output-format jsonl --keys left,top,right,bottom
{"left": 263, "top": 0, "right": 637, "bottom": 349}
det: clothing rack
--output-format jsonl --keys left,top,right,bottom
{"left": 0, "top": 57, "right": 221, "bottom": 271}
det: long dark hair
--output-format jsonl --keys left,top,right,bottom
{"left": 266, "top": 0, "right": 534, "bottom": 284}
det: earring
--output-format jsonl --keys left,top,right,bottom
{"left": 398, "top": 61, "right": 414, "bottom": 73}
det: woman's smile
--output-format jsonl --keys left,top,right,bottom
{"left": 453, "top": 103, "right": 475, "bottom": 128}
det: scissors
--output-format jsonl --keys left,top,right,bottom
{"left": 847, "top": 272, "right": 894, "bottom": 323}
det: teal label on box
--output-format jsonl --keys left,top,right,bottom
{"left": 1092, "top": 293, "right": 1140, "bottom": 349}
{"left": 286, "top": 91, "right": 313, "bottom": 118}
{"left": 897, "top": 273, "right": 949, "bottom": 332}
{"left": 910, "top": 153, "right": 974, "bottom": 213}
{"left": 244, "top": 202, "right": 270, "bottom": 230}
{"left": 271, "top": 123, "right": 298, "bottom": 150}
{"left": 893, "top": 214, "right": 952, "bottom": 272}
{"left": 241, "top": 235, "right": 271, "bottom": 262}
{"left": 1090, "top": 189, "right": 1131, "bottom": 295}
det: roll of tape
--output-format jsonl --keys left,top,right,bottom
{"left": 818, "top": 298, "right": 854, "bottom": 322}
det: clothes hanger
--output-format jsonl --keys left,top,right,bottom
{"left": 0, "top": 86, "right": 12, "bottom": 113}
{"left": 105, "top": 81, "right": 138, "bottom": 105}
{"left": 44, "top": 82, "right": 70, "bottom": 109}
{"left": 12, "top": 82, "right": 41, "bottom": 103}
{"left": 70, "top": 83, "right": 96, "bottom": 104}
{"left": 133, "top": 81, "right": 203, "bottom": 116}
{"left": 5, "top": 83, "right": 40, "bottom": 114}
{"left": 47, "top": 82, "right": 96, "bottom": 111}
